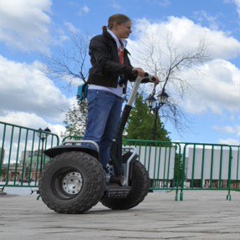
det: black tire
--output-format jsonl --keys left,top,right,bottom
{"left": 101, "top": 160, "right": 150, "bottom": 210}
{"left": 39, "top": 151, "right": 105, "bottom": 214}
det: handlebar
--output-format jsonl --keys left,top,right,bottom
{"left": 143, "top": 72, "right": 156, "bottom": 82}
{"left": 132, "top": 69, "right": 156, "bottom": 82}
{"left": 127, "top": 71, "right": 157, "bottom": 106}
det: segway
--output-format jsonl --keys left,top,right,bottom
{"left": 39, "top": 73, "right": 156, "bottom": 214}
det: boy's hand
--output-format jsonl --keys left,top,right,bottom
{"left": 133, "top": 68, "right": 145, "bottom": 77}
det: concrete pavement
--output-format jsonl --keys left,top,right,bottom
{"left": 1, "top": 190, "right": 240, "bottom": 240}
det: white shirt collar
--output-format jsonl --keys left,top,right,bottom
{"left": 107, "top": 29, "right": 127, "bottom": 49}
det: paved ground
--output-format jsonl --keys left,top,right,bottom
{"left": 0, "top": 190, "right": 240, "bottom": 240}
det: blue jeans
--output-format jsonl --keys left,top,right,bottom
{"left": 83, "top": 89, "right": 122, "bottom": 172}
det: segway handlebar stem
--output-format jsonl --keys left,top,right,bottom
{"left": 127, "top": 72, "right": 156, "bottom": 106}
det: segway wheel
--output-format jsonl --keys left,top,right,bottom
{"left": 101, "top": 160, "right": 150, "bottom": 210}
{"left": 39, "top": 151, "right": 105, "bottom": 214}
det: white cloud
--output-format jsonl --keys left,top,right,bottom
{"left": 214, "top": 124, "right": 240, "bottom": 137}
{"left": 111, "top": 1, "right": 122, "bottom": 9}
{"left": 233, "top": 0, "right": 240, "bottom": 16}
{"left": 82, "top": 5, "right": 90, "bottom": 14}
{"left": 224, "top": 0, "right": 240, "bottom": 18}
{"left": 218, "top": 138, "right": 240, "bottom": 145}
{"left": 145, "top": 0, "right": 170, "bottom": 7}
{"left": 133, "top": 17, "right": 240, "bottom": 60}
{"left": 0, "top": 55, "right": 70, "bottom": 123}
{"left": 0, "top": 112, "right": 46, "bottom": 130}
{"left": 213, "top": 125, "right": 236, "bottom": 135}
{"left": 0, "top": 0, "right": 52, "bottom": 53}
{"left": 193, "top": 10, "right": 224, "bottom": 31}
{"left": 64, "top": 22, "right": 78, "bottom": 34}
{"left": 181, "top": 59, "right": 240, "bottom": 115}
{"left": 129, "top": 17, "right": 240, "bottom": 117}
{"left": 159, "top": 0, "right": 170, "bottom": 7}
{"left": 79, "top": 5, "right": 90, "bottom": 16}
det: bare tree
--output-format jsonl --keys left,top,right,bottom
{"left": 130, "top": 32, "right": 209, "bottom": 134}
{"left": 43, "top": 33, "right": 89, "bottom": 90}
{"left": 42, "top": 33, "right": 90, "bottom": 136}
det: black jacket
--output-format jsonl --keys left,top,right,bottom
{"left": 87, "top": 29, "right": 137, "bottom": 93}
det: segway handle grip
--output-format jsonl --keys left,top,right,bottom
{"left": 133, "top": 70, "right": 156, "bottom": 82}
{"left": 143, "top": 72, "right": 156, "bottom": 82}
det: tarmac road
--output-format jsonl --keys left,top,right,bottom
{"left": 0, "top": 190, "right": 240, "bottom": 240}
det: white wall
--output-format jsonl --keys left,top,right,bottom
{"left": 187, "top": 147, "right": 240, "bottom": 180}
{"left": 136, "top": 146, "right": 175, "bottom": 179}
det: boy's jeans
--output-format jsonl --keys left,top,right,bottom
{"left": 83, "top": 89, "right": 122, "bottom": 172}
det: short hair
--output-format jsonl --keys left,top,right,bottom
{"left": 107, "top": 14, "right": 131, "bottom": 29}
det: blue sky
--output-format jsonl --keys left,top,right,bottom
{"left": 0, "top": 0, "right": 240, "bottom": 145}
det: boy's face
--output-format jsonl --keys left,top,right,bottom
{"left": 114, "top": 21, "right": 132, "bottom": 39}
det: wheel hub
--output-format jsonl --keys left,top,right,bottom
{"left": 62, "top": 172, "right": 83, "bottom": 195}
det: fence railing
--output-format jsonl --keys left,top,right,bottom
{"left": 1, "top": 124, "right": 240, "bottom": 201}
{"left": 181, "top": 142, "right": 235, "bottom": 200}
{"left": 0, "top": 121, "right": 59, "bottom": 190}
{"left": 123, "top": 140, "right": 240, "bottom": 201}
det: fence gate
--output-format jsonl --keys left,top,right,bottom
{"left": 0, "top": 121, "right": 59, "bottom": 191}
